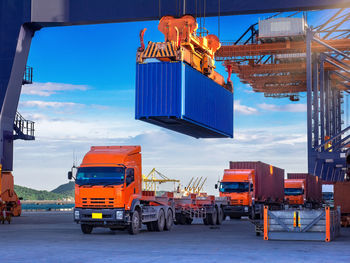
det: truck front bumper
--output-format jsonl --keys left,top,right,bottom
{"left": 74, "top": 208, "right": 130, "bottom": 226}
{"left": 223, "top": 205, "right": 250, "bottom": 217}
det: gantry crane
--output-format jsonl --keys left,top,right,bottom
{"left": 142, "top": 168, "right": 180, "bottom": 193}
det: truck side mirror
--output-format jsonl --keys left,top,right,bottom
{"left": 126, "top": 168, "right": 135, "bottom": 186}
{"left": 68, "top": 171, "right": 73, "bottom": 180}
{"left": 215, "top": 184, "right": 218, "bottom": 189}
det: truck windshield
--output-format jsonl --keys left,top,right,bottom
{"left": 76, "top": 167, "right": 125, "bottom": 186}
{"left": 322, "top": 192, "right": 334, "bottom": 201}
{"left": 219, "top": 182, "right": 249, "bottom": 193}
{"left": 284, "top": 188, "right": 304, "bottom": 196}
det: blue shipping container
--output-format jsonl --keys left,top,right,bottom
{"left": 135, "top": 62, "right": 233, "bottom": 138}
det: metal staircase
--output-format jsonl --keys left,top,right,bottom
{"left": 13, "top": 112, "right": 35, "bottom": 141}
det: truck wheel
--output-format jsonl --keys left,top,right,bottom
{"left": 216, "top": 207, "right": 223, "bottom": 225}
{"left": 164, "top": 209, "right": 173, "bottom": 231}
{"left": 153, "top": 209, "right": 165, "bottom": 231}
{"left": 81, "top": 224, "right": 93, "bottom": 234}
{"left": 208, "top": 209, "right": 217, "bottom": 225}
{"left": 128, "top": 210, "right": 140, "bottom": 235}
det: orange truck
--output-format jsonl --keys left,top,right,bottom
{"left": 0, "top": 166, "right": 22, "bottom": 218}
{"left": 286, "top": 173, "right": 322, "bottom": 208}
{"left": 216, "top": 162, "right": 285, "bottom": 219}
{"left": 69, "top": 146, "right": 175, "bottom": 235}
{"left": 284, "top": 179, "right": 306, "bottom": 206}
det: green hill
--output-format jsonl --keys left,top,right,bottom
{"left": 14, "top": 183, "right": 74, "bottom": 201}
{"left": 51, "top": 181, "right": 75, "bottom": 196}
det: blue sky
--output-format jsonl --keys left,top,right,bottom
{"left": 14, "top": 9, "right": 345, "bottom": 192}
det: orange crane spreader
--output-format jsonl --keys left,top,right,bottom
{"left": 137, "top": 15, "right": 232, "bottom": 91}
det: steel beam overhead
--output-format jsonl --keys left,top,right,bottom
{"left": 1, "top": 0, "right": 350, "bottom": 173}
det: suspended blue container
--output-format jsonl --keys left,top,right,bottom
{"left": 135, "top": 62, "right": 233, "bottom": 138}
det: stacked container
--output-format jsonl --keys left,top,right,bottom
{"left": 334, "top": 182, "right": 350, "bottom": 214}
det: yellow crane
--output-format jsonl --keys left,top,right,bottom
{"left": 142, "top": 168, "right": 180, "bottom": 193}
{"left": 184, "top": 176, "right": 207, "bottom": 195}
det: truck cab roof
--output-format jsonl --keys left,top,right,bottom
{"left": 81, "top": 146, "right": 141, "bottom": 167}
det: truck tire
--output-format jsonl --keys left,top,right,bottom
{"left": 208, "top": 209, "right": 217, "bottom": 225}
{"left": 128, "top": 210, "right": 140, "bottom": 235}
{"left": 203, "top": 217, "right": 209, "bottom": 225}
{"left": 164, "top": 209, "right": 173, "bottom": 231}
{"left": 81, "top": 224, "right": 93, "bottom": 234}
{"left": 216, "top": 207, "right": 223, "bottom": 225}
{"left": 153, "top": 209, "right": 165, "bottom": 231}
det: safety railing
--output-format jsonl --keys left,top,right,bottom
{"left": 13, "top": 112, "right": 35, "bottom": 140}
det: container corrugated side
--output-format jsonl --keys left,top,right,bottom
{"left": 135, "top": 62, "right": 233, "bottom": 138}
{"left": 287, "top": 173, "right": 322, "bottom": 202}
{"left": 259, "top": 17, "right": 306, "bottom": 39}
{"left": 334, "top": 182, "right": 350, "bottom": 214}
{"left": 229, "top": 161, "right": 284, "bottom": 203}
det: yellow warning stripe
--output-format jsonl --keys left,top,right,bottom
{"left": 143, "top": 42, "right": 176, "bottom": 58}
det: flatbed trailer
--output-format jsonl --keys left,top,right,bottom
{"left": 173, "top": 194, "right": 230, "bottom": 225}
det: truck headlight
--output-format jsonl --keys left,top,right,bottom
{"left": 116, "top": 210, "right": 124, "bottom": 220}
{"left": 244, "top": 207, "right": 248, "bottom": 212}
{"left": 74, "top": 210, "right": 80, "bottom": 220}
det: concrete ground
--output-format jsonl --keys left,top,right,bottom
{"left": 0, "top": 212, "right": 349, "bottom": 263}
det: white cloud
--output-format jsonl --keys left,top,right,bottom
{"left": 21, "top": 82, "right": 89, "bottom": 97}
{"left": 234, "top": 100, "right": 258, "bottom": 115}
{"left": 20, "top": 100, "right": 83, "bottom": 109}
{"left": 258, "top": 103, "right": 307, "bottom": 112}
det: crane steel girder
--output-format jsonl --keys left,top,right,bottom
{"left": 1, "top": 0, "right": 350, "bottom": 172}
{"left": 216, "top": 39, "right": 350, "bottom": 58}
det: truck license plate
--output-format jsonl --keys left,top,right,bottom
{"left": 92, "top": 213, "right": 102, "bottom": 219}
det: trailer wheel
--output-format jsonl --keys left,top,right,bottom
{"left": 208, "top": 209, "right": 217, "bottom": 225}
{"left": 128, "top": 210, "right": 140, "bottom": 235}
{"left": 216, "top": 207, "right": 223, "bottom": 225}
{"left": 81, "top": 224, "right": 93, "bottom": 234}
{"left": 164, "top": 209, "right": 173, "bottom": 231}
{"left": 153, "top": 209, "right": 165, "bottom": 231}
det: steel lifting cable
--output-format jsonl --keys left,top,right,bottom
{"left": 203, "top": 0, "right": 206, "bottom": 29}
{"left": 218, "top": 0, "right": 221, "bottom": 39}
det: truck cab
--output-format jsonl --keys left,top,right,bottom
{"left": 71, "top": 146, "right": 174, "bottom": 234}
{"left": 218, "top": 169, "right": 255, "bottom": 218}
{"left": 284, "top": 179, "right": 305, "bottom": 206}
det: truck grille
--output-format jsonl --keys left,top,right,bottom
{"left": 81, "top": 198, "right": 115, "bottom": 208}
{"left": 231, "top": 200, "right": 243, "bottom": 205}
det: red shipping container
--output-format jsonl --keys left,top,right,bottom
{"left": 287, "top": 173, "right": 322, "bottom": 203}
{"left": 334, "top": 182, "right": 350, "bottom": 214}
{"left": 229, "top": 161, "right": 284, "bottom": 203}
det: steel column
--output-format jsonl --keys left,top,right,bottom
{"left": 320, "top": 56, "right": 325, "bottom": 144}
{"left": 306, "top": 29, "right": 314, "bottom": 174}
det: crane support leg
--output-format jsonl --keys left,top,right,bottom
{"left": 0, "top": 24, "right": 33, "bottom": 171}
